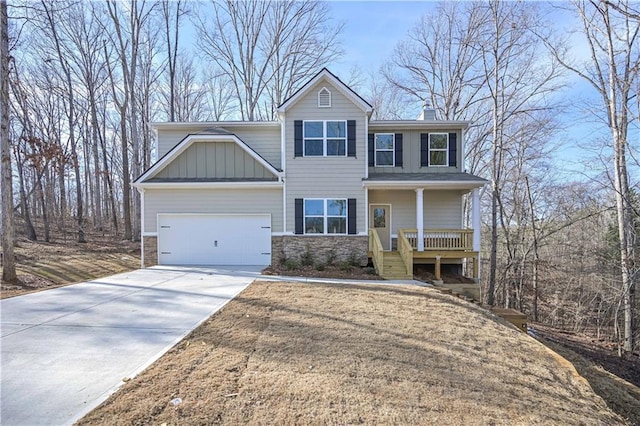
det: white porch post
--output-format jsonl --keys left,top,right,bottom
{"left": 472, "top": 188, "right": 481, "bottom": 251}
{"left": 416, "top": 188, "right": 424, "bottom": 251}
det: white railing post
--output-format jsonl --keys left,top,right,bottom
{"left": 472, "top": 188, "right": 481, "bottom": 251}
{"left": 416, "top": 188, "right": 424, "bottom": 251}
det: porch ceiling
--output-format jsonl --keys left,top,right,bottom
{"left": 363, "top": 172, "right": 488, "bottom": 190}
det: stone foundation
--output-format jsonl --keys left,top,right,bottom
{"left": 271, "top": 235, "right": 369, "bottom": 267}
{"left": 143, "top": 236, "right": 158, "bottom": 267}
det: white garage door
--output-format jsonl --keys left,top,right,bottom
{"left": 157, "top": 214, "right": 271, "bottom": 266}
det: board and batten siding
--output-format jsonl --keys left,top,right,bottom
{"left": 155, "top": 124, "right": 281, "bottom": 169}
{"left": 154, "top": 142, "right": 275, "bottom": 179}
{"left": 284, "top": 79, "right": 367, "bottom": 233}
{"left": 368, "top": 189, "right": 463, "bottom": 233}
{"left": 367, "top": 128, "right": 461, "bottom": 174}
{"left": 144, "top": 188, "right": 283, "bottom": 233}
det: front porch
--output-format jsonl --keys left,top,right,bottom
{"left": 368, "top": 228, "right": 479, "bottom": 282}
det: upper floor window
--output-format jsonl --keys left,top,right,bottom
{"left": 318, "top": 87, "right": 331, "bottom": 108}
{"left": 429, "top": 133, "right": 448, "bottom": 166}
{"left": 304, "top": 199, "right": 347, "bottom": 234}
{"left": 375, "top": 133, "right": 395, "bottom": 166}
{"left": 304, "top": 120, "right": 346, "bottom": 157}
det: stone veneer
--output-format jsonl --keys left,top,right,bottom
{"left": 143, "top": 236, "right": 158, "bottom": 267}
{"left": 271, "top": 235, "right": 369, "bottom": 267}
{"left": 143, "top": 235, "right": 369, "bottom": 268}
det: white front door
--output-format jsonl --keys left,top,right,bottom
{"left": 369, "top": 205, "right": 391, "bottom": 250}
{"left": 157, "top": 214, "right": 271, "bottom": 266}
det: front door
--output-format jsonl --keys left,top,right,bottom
{"left": 370, "top": 205, "right": 391, "bottom": 250}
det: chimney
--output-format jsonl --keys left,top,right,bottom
{"left": 418, "top": 101, "right": 436, "bottom": 120}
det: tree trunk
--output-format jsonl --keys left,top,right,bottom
{"left": 1, "top": 0, "right": 17, "bottom": 283}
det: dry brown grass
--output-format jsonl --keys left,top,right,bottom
{"left": 1, "top": 238, "right": 139, "bottom": 298}
{"left": 79, "top": 281, "right": 623, "bottom": 425}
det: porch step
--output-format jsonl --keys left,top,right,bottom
{"left": 380, "top": 252, "right": 413, "bottom": 280}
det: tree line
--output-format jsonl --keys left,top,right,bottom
{"left": 1, "top": 0, "right": 637, "bottom": 353}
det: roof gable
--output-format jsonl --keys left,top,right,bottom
{"left": 134, "top": 134, "right": 282, "bottom": 185}
{"left": 277, "top": 68, "right": 373, "bottom": 115}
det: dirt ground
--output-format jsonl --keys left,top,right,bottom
{"left": 79, "top": 280, "right": 623, "bottom": 426}
{"left": 262, "top": 263, "right": 382, "bottom": 280}
{"left": 532, "top": 323, "right": 640, "bottom": 425}
{"left": 1, "top": 237, "right": 140, "bottom": 299}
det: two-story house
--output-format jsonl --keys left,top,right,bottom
{"left": 134, "top": 68, "right": 487, "bottom": 285}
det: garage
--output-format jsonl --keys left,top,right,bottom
{"left": 157, "top": 214, "right": 272, "bottom": 266}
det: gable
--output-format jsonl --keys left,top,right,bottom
{"left": 277, "top": 68, "right": 372, "bottom": 115}
{"left": 134, "top": 133, "right": 282, "bottom": 186}
{"left": 154, "top": 141, "right": 277, "bottom": 180}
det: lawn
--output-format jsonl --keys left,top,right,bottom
{"left": 78, "top": 280, "right": 623, "bottom": 425}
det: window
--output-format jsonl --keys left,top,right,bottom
{"left": 375, "top": 133, "right": 394, "bottom": 166}
{"left": 304, "top": 199, "right": 347, "bottom": 234}
{"left": 429, "top": 133, "right": 448, "bottom": 166}
{"left": 318, "top": 87, "right": 331, "bottom": 107}
{"left": 303, "top": 121, "right": 346, "bottom": 157}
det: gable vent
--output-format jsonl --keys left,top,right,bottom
{"left": 318, "top": 87, "right": 331, "bottom": 108}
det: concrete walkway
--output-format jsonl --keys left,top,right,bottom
{"left": 0, "top": 266, "right": 259, "bottom": 426}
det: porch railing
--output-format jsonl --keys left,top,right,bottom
{"left": 401, "top": 229, "right": 474, "bottom": 251}
{"left": 397, "top": 229, "right": 414, "bottom": 276}
{"left": 368, "top": 228, "right": 384, "bottom": 276}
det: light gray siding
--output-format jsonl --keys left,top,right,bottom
{"left": 368, "top": 189, "right": 463, "bottom": 233}
{"left": 155, "top": 142, "right": 275, "bottom": 179}
{"left": 155, "top": 124, "right": 281, "bottom": 169}
{"left": 144, "top": 188, "right": 283, "bottom": 233}
{"left": 368, "top": 128, "right": 462, "bottom": 174}
{"left": 284, "top": 79, "right": 368, "bottom": 233}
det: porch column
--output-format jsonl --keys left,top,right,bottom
{"left": 416, "top": 188, "right": 424, "bottom": 251}
{"left": 472, "top": 188, "right": 481, "bottom": 251}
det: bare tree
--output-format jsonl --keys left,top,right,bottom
{"left": 195, "top": 0, "right": 343, "bottom": 120}
{"left": 1, "top": 0, "right": 17, "bottom": 283}
{"left": 540, "top": 0, "right": 638, "bottom": 352}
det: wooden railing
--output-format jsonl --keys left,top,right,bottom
{"left": 402, "top": 229, "right": 474, "bottom": 251}
{"left": 397, "top": 229, "right": 414, "bottom": 276}
{"left": 368, "top": 228, "right": 384, "bottom": 276}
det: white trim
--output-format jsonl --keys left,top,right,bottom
{"left": 416, "top": 189, "right": 424, "bottom": 252}
{"left": 369, "top": 120, "right": 470, "bottom": 129}
{"left": 151, "top": 121, "right": 280, "bottom": 130}
{"left": 428, "top": 133, "right": 449, "bottom": 167}
{"left": 135, "top": 181, "right": 284, "bottom": 190}
{"left": 318, "top": 87, "right": 332, "bottom": 108}
{"left": 272, "top": 232, "right": 367, "bottom": 237}
{"left": 364, "top": 113, "right": 369, "bottom": 179}
{"left": 302, "top": 120, "right": 347, "bottom": 157}
{"left": 277, "top": 69, "right": 373, "bottom": 114}
{"left": 140, "top": 188, "right": 145, "bottom": 268}
{"left": 363, "top": 180, "right": 486, "bottom": 190}
{"left": 142, "top": 231, "right": 158, "bottom": 237}
{"left": 135, "top": 134, "right": 283, "bottom": 184}
{"left": 280, "top": 114, "right": 287, "bottom": 234}
{"left": 364, "top": 188, "right": 369, "bottom": 230}
{"left": 373, "top": 133, "right": 395, "bottom": 167}
{"left": 461, "top": 127, "right": 466, "bottom": 172}
{"left": 303, "top": 198, "right": 348, "bottom": 235}
{"left": 369, "top": 203, "right": 392, "bottom": 251}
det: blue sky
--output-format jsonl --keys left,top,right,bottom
{"left": 328, "top": 1, "right": 438, "bottom": 74}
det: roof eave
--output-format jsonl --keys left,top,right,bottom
{"left": 134, "top": 181, "right": 284, "bottom": 190}
{"left": 362, "top": 180, "right": 487, "bottom": 190}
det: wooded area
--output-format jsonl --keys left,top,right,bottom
{"left": 0, "top": 0, "right": 637, "bottom": 354}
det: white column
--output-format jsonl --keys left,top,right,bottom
{"left": 472, "top": 188, "right": 481, "bottom": 251}
{"left": 416, "top": 188, "right": 424, "bottom": 251}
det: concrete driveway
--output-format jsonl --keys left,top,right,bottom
{"left": 1, "top": 265, "right": 260, "bottom": 426}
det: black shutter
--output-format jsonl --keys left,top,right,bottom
{"left": 348, "top": 198, "right": 357, "bottom": 235}
{"left": 295, "top": 198, "right": 304, "bottom": 234}
{"left": 394, "top": 133, "right": 403, "bottom": 167}
{"left": 368, "top": 134, "right": 375, "bottom": 166}
{"left": 420, "top": 133, "right": 429, "bottom": 167}
{"left": 448, "top": 132, "right": 457, "bottom": 167}
{"left": 294, "top": 120, "right": 303, "bottom": 157}
{"left": 347, "top": 120, "right": 356, "bottom": 157}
